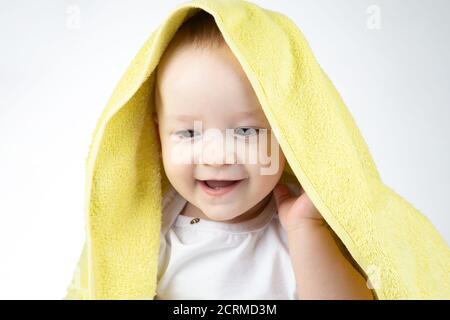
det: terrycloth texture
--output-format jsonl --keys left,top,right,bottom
{"left": 65, "top": 0, "right": 450, "bottom": 300}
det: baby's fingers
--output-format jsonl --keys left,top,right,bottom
{"left": 273, "top": 183, "right": 296, "bottom": 214}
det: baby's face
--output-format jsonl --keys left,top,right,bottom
{"left": 154, "top": 42, "right": 286, "bottom": 221}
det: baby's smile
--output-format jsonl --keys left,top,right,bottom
{"left": 196, "top": 179, "right": 246, "bottom": 196}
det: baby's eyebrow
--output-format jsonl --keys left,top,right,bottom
{"left": 167, "top": 114, "right": 198, "bottom": 122}
{"left": 234, "top": 110, "right": 263, "bottom": 119}
{"left": 166, "top": 110, "right": 265, "bottom": 122}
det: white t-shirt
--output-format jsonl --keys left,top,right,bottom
{"left": 155, "top": 184, "right": 301, "bottom": 300}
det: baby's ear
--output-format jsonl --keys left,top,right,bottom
{"left": 152, "top": 112, "right": 162, "bottom": 152}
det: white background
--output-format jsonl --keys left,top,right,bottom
{"left": 0, "top": 0, "right": 449, "bottom": 299}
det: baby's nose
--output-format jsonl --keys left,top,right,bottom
{"left": 195, "top": 130, "right": 236, "bottom": 165}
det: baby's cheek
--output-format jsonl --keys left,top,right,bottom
{"left": 161, "top": 144, "right": 193, "bottom": 181}
{"left": 244, "top": 167, "right": 278, "bottom": 203}
{"left": 164, "top": 141, "right": 195, "bottom": 165}
{"left": 255, "top": 132, "right": 281, "bottom": 168}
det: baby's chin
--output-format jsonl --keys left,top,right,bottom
{"left": 196, "top": 202, "right": 247, "bottom": 222}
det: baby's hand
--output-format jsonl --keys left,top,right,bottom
{"left": 273, "top": 183, "right": 326, "bottom": 233}
{"left": 273, "top": 183, "right": 373, "bottom": 300}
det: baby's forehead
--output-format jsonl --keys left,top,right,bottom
{"left": 154, "top": 43, "right": 269, "bottom": 125}
{"left": 156, "top": 42, "right": 249, "bottom": 90}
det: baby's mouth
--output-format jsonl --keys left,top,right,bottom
{"left": 203, "top": 180, "right": 239, "bottom": 189}
{"left": 196, "top": 179, "right": 245, "bottom": 195}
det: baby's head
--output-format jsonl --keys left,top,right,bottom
{"left": 153, "top": 11, "right": 286, "bottom": 222}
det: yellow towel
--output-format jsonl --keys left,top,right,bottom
{"left": 64, "top": 0, "right": 450, "bottom": 300}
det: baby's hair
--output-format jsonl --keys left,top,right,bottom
{"left": 171, "top": 10, "right": 226, "bottom": 50}
{"left": 153, "top": 10, "right": 226, "bottom": 120}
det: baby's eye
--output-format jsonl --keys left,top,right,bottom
{"left": 234, "top": 127, "right": 259, "bottom": 137}
{"left": 176, "top": 129, "right": 200, "bottom": 139}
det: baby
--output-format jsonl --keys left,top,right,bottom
{"left": 152, "top": 11, "right": 374, "bottom": 300}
